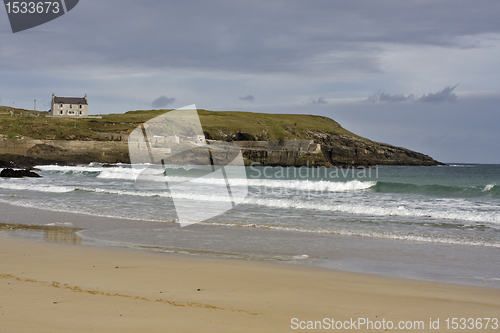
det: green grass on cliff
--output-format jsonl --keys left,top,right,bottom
{"left": 0, "top": 105, "right": 365, "bottom": 141}
{"left": 198, "top": 110, "right": 364, "bottom": 141}
{"left": 0, "top": 106, "right": 105, "bottom": 140}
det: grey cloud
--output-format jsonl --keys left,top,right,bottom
{"left": 308, "top": 97, "right": 328, "bottom": 105}
{"left": 239, "top": 95, "right": 255, "bottom": 102}
{"left": 367, "top": 85, "right": 459, "bottom": 104}
{"left": 2, "top": 1, "right": 500, "bottom": 75}
{"left": 151, "top": 96, "right": 175, "bottom": 109}
{"left": 418, "top": 84, "right": 459, "bottom": 103}
{"left": 367, "top": 92, "right": 415, "bottom": 103}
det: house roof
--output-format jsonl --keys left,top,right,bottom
{"left": 54, "top": 96, "right": 87, "bottom": 105}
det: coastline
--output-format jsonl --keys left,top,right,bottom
{"left": 2, "top": 236, "right": 500, "bottom": 332}
{"left": 0, "top": 136, "right": 442, "bottom": 169}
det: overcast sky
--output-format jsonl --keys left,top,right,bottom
{"left": 1, "top": 0, "right": 500, "bottom": 163}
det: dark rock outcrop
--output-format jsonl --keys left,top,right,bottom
{"left": 319, "top": 135, "right": 440, "bottom": 167}
{"left": 235, "top": 132, "right": 442, "bottom": 167}
{"left": 0, "top": 168, "right": 41, "bottom": 178}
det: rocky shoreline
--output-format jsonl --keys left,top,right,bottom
{"left": 0, "top": 168, "right": 41, "bottom": 178}
{"left": 0, "top": 134, "right": 443, "bottom": 168}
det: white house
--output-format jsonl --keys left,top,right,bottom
{"left": 50, "top": 93, "right": 88, "bottom": 117}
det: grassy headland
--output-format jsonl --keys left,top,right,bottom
{"left": 0, "top": 106, "right": 364, "bottom": 142}
{"left": 0, "top": 106, "right": 441, "bottom": 167}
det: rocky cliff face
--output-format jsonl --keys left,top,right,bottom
{"left": 0, "top": 137, "right": 129, "bottom": 168}
{"left": 236, "top": 138, "right": 439, "bottom": 167}
{"left": 0, "top": 131, "right": 442, "bottom": 168}
{"left": 220, "top": 130, "right": 441, "bottom": 167}
{"left": 317, "top": 134, "right": 439, "bottom": 167}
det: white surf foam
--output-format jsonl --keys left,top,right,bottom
{"left": 483, "top": 184, "right": 496, "bottom": 192}
{"left": 0, "top": 182, "right": 74, "bottom": 193}
{"left": 246, "top": 179, "right": 376, "bottom": 192}
{"left": 202, "top": 221, "right": 500, "bottom": 248}
{"left": 0, "top": 198, "right": 171, "bottom": 223}
{"left": 243, "top": 197, "right": 500, "bottom": 224}
{"left": 36, "top": 165, "right": 105, "bottom": 173}
{"left": 97, "top": 167, "right": 376, "bottom": 192}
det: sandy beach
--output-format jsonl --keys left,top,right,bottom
{"left": 0, "top": 237, "right": 499, "bottom": 332}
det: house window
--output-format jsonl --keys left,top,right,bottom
{"left": 79, "top": 105, "right": 82, "bottom": 109}
{"left": 68, "top": 111, "right": 75, "bottom": 115}
{"left": 59, "top": 103, "right": 63, "bottom": 108}
{"left": 70, "top": 104, "right": 72, "bottom": 108}
{"left": 59, "top": 110, "right": 63, "bottom": 115}
{"left": 79, "top": 111, "right": 82, "bottom": 115}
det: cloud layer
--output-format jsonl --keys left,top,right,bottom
{"left": 419, "top": 84, "right": 459, "bottom": 103}
{"left": 239, "top": 95, "right": 255, "bottom": 103}
{"left": 2, "top": 1, "right": 500, "bottom": 75}
{"left": 151, "top": 96, "right": 175, "bottom": 109}
{"left": 367, "top": 85, "right": 459, "bottom": 104}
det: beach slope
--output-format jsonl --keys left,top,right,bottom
{"left": 1, "top": 237, "right": 499, "bottom": 332}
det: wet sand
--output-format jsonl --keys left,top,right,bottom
{"left": 1, "top": 237, "right": 499, "bottom": 332}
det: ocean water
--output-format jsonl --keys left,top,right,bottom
{"left": 0, "top": 163, "right": 499, "bottom": 288}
